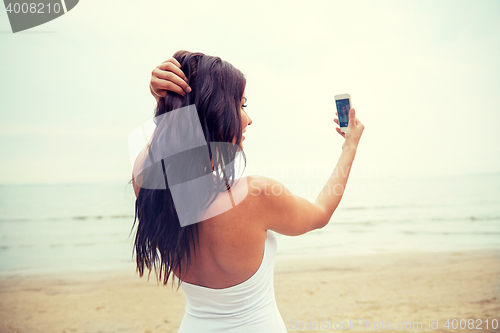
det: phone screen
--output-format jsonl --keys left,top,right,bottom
{"left": 335, "top": 98, "right": 350, "bottom": 128}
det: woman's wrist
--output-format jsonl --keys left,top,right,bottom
{"left": 342, "top": 142, "right": 358, "bottom": 153}
{"left": 150, "top": 83, "right": 161, "bottom": 102}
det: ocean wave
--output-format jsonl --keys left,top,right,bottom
{"left": 0, "top": 215, "right": 135, "bottom": 223}
{"left": 342, "top": 204, "right": 455, "bottom": 210}
{"left": 401, "top": 231, "right": 500, "bottom": 235}
{"left": 333, "top": 215, "right": 500, "bottom": 226}
{"left": 429, "top": 216, "right": 500, "bottom": 222}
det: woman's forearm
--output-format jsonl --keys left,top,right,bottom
{"left": 314, "top": 145, "right": 357, "bottom": 225}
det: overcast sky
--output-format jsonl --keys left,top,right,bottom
{"left": 1, "top": 0, "right": 499, "bottom": 185}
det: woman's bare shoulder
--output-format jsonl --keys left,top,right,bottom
{"left": 237, "top": 175, "right": 294, "bottom": 219}
{"left": 244, "top": 175, "right": 285, "bottom": 194}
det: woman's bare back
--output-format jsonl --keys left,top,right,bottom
{"left": 172, "top": 176, "right": 267, "bottom": 289}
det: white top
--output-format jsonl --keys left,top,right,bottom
{"left": 177, "top": 229, "right": 287, "bottom": 333}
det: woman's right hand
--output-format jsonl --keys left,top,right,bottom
{"left": 150, "top": 58, "right": 192, "bottom": 100}
{"left": 334, "top": 108, "right": 364, "bottom": 150}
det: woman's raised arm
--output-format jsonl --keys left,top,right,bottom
{"left": 252, "top": 108, "right": 364, "bottom": 236}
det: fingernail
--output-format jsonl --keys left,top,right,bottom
{"left": 186, "top": 85, "right": 192, "bottom": 93}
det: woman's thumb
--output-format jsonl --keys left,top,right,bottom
{"left": 348, "top": 108, "right": 355, "bottom": 126}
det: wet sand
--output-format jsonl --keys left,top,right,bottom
{"left": 0, "top": 249, "right": 499, "bottom": 333}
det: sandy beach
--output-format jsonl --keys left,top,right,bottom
{"left": 0, "top": 249, "right": 499, "bottom": 333}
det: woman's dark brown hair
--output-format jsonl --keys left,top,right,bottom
{"left": 130, "top": 51, "right": 247, "bottom": 288}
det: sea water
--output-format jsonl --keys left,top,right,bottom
{"left": 277, "top": 172, "right": 500, "bottom": 258}
{"left": 0, "top": 173, "right": 499, "bottom": 275}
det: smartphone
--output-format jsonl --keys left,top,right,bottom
{"left": 335, "top": 94, "right": 352, "bottom": 133}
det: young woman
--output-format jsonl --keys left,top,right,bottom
{"left": 133, "top": 50, "right": 364, "bottom": 332}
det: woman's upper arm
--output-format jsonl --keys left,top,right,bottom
{"left": 249, "top": 176, "right": 328, "bottom": 236}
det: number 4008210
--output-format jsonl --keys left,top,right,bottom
{"left": 5, "top": 3, "right": 62, "bottom": 14}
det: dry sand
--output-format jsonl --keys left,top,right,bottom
{"left": 0, "top": 249, "right": 499, "bottom": 333}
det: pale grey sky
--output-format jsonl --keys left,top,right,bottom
{"left": 0, "top": 0, "right": 499, "bottom": 185}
